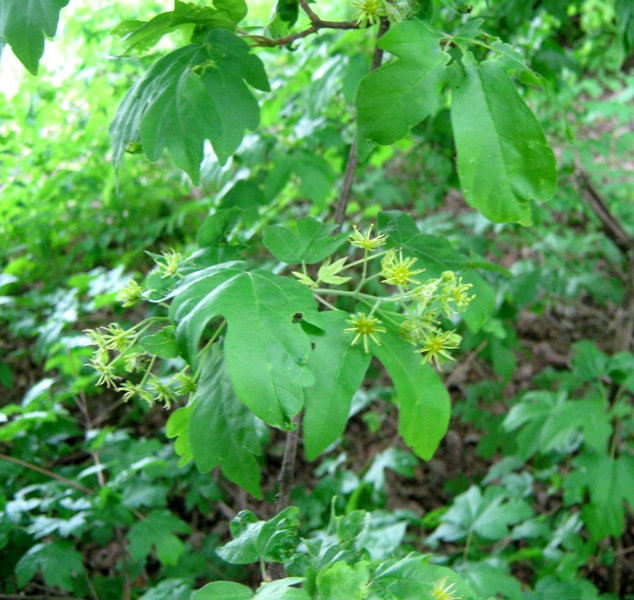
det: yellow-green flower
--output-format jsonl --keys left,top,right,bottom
{"left": 344, "top": 312, "right": 386, "bottom": 353}
{"left": 417, "top": 330, "right": 462, "bottom": 370}
{"left": 381, "top": 249, "right": 424, "bottom": 287}
{"left": 117, "top": 279, "right": 143, "bottom": 307}
{"left": 147, "top": 377, "right": 176, "bottom": 407}
{"left": 431, "top": 576, "right": 463, "bottom": 600}
{"left": 349, "top": 224, "right": 387, "bottom": 250}
{"left": 350, "top": 0, "right": 386, "bottom": 26}
{"left": 157, "top": 249, "right": 182, "bottom": 278}
{"left": 399, "top": 319, "right": 421, "bottom": 344}
{"left": 449, "top": 276, "right": 475, "bottom": 309}
{"left": 88, "top": 357, "right": 120, "bottom": 388}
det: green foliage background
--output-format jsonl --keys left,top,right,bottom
{"left": 1, "top": 0, "right": 634, "bottom": 598}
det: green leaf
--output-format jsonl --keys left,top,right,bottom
{"left": 217, "top": 507, "right": 299, "bottom": 564}
{"left": 451, "top": 55, "right": 556, "bottom": 225}
{"left": 293, "top": 151, "right": 337, "bottom": 204}
{"left": 111, "top": 28, "right": 269, "bottom": 183}
{"left": 440, "top": 0, "right": 475, "bottom": 13}
{"left": 303, "top": 311, "right": 371, "bottom": 461}
{"left": 140, "top": 326, "right": 179, "bottom": 358}
{"left": 377, "top": 211, "right": 467, "bottom": 277}
{"left": 317, "top": 561, "right": 370, "bottom": 600}
{"left": 113, "top": 13, "right": 176, "bottom": 56}
{"left": 169, "top": 264, "right": 322, "bottom": 428}
{"left": 369, "top": 554, "right": 478, "bottom": 599}
{"left": 462, "top": 271, "right": 496, "bottom": 333}
{"left": 572, "top": 453, "right": 634, "bottom": 540}
{"left": 127, "top": 509, "right": 191, "bottom": 566}
{"left": 193, "top": 582, "right": 254, "bottom": 600}
{"left": 616, "top": 0, "right": 634, "bottom": 53}
{"left": 15, "top": 541, "right": 83, "bottom": 591}
{"left": 197, "top": 208, "right": 242, "bottom": 247}
{"left": 255, "top": 578, "right": 309, "bottom": 599}
{"left": 572, "top": 340, "right": 608, "bottom": 382}
{"left": 427, "top": 485, "right": 533, "bottom": 544}
{"left": 188, "top": 345, "right": 262, "bottom": 497}
{"left": 462, "top": 563, "right": 524, "bottom": 600}
{"left": 114, "top": 0, "right": 248, "bottom": 56}
{"left": 263, "top": 217, "right": 348, "bottom": 265}
{"left": 503, "top": 391, "right": 611, "bottom": 459}
{"left": 138, "top": 579, "right": 194, "bottom": 600}
{"left": 211, "top": 0, "right": 248, "bottom": 24}
{"left": 275, "top": 0, "right": 299, "bottom": 25}
{"left": 219, "top": 179, "right": 268, "bottom": 209}
{"left": 363, "top": 448, "right": 417, "bottom": 499}
{"left": 371, "top": 328, "right": 450, "bottom": 460}
{"left": 165, "top": 405, "right": 194, "bottom": 466}
{"left": 356, "top": 20, "right": 449, "bottom": 153}
{"left": 0, "top": 0, "right": 69, "bottom": 75}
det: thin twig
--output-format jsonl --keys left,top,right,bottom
{"left": 83, "top": 568, "right": 101, "bottom": 600}
{"left": 370, "top": 16, "right": 390, "bottom": 70}
{"left": 67, "top": 351, "right": 106, "bottom": 488}
{"left": 248, "top": 0, "right": 359, "bottom": 48}
{"left": 267, "top": 416, "right": 301, "bottom": 581}
{"left": 333, "top": 17, "right": 390, "bottom": 230}
{"left": 334, "top": 140, "right": 359, "bottom": 229}
{"left": 577, "top": 169, "right": 634, "bottom": 255}
{"left": 298, "top": 0, "right": 321, "bottom": 23}
{"left": 0, "top": 452, "right": 93, "bottom": 495}
{"left": 275, "top": 417, "right": 301, "bottom": 513}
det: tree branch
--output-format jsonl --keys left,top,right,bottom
{"left": 298, "top": 0, "right": 320, "bottom": 24}
{"left": 267, "top": 416, "right": 301, "bottom": 581}
{"left": 579, "top": 170, "right": 634, "bottom": 597}
{"left": 577, "top": 169, "right": 634, "bottom": 255}
{"left": 333, "top": 16, "right": 390, "bottom": 230}
{"left": 248, "top": 1, "right": 360, "bottom": 49}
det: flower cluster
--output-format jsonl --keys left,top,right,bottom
{"left": 396, "top": 270, "right": 474, "bottom": 369}
{"left": 337, "top": 226, "right": 474, "bottom": 369}
{"left": 85, "top": 320, "right": 193, "bottom": 407}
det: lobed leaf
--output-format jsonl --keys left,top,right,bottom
{"left": 263, "top": 217, "right": 348, "bottom": 265}
{"left": 356, "top": 20, "right": 449, "bottom": 155}
{"left": 572, "top": 453, "right": 634, "bottom": 541}
{"left": 217, "top": 507, "right": 299, "bottom": 564}
{"left": 427, "top": 485, "right": 533, "bottom": 544}
{"left": 0, "top": 0, "right": 69, "bottom": 74}
{"left": 114, "top": 0, "right": 248, "bottom": 56}
{"left": 169, "top": 264, "right": 322, "bottom": 428}
{"left": 111, "top": 28, "right": 269, "bottom": 183}
{"left": 127, "top": 509, "right": 191, "bottom": 566}
{"left": 15, "top": 540, "right": 83, "bottom": 591}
